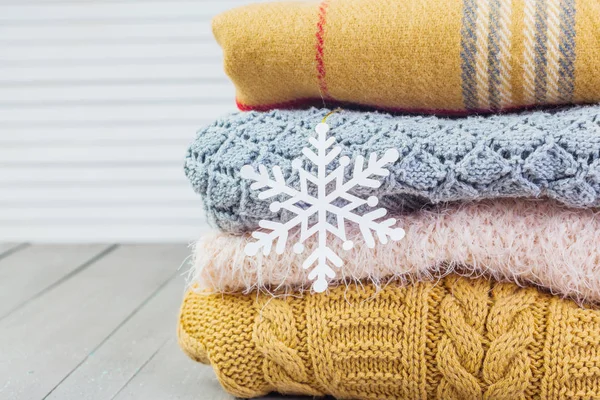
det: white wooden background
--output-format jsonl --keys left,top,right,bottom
{"left": 0, "top": 0, "right": 265, "bottom": 243}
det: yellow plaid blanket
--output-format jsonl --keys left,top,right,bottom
{"left": 213, "top": 0, "right": 600, "bottom": 114}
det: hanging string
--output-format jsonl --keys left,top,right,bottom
{"left": 321, "top": 107, "right": 343, "bottom": 123}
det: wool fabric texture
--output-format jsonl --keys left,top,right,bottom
{"left": 212, "top": 0, "right": 600, "bottom": 114}
{"left": 184, "top": 107, "right": 600, "bottom": 233}
{"left": 179, "top": 275, "right": 600, "bottom": 399}
{"left": 191, "top": 199, "right": 600, "bottom": 304}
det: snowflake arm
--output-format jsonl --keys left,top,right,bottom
{"left": 245, "top": 219, "right": 296, "bottom": 256}
{"left": 240, "top": 164, "right": 314, "bottom": 202}
{"left": 303, "top": 245, "right": 341, "bottom": 293}
{"left": 326, "top": 148, "right": 400, "bottom": 202}
{"left": 340, "top": 207, "right": 406, "bottom": 248}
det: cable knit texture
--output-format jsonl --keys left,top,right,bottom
{"left": 190, "top": 199, "right": 600, "bottom": 304}
{"left": 178, "top": 276, "right": 600, "bottom": 399}
{"left": 436, "top": 276, "right": 490, "bottom": 399}
{"left": 184, "top": 107, "right": 600, "bottom": 233}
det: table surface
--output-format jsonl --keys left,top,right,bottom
{"left": 0, "top": 243, "right": 312, "bottom": 400}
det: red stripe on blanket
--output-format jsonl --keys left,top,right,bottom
{"left": 315, "top": 0, "right": 331, "bottom": 100}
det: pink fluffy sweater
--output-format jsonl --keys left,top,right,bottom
{"left": 190, "top": 199, "right": 600, "bottom": 303}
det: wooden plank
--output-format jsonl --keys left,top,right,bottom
{"left": 0, "top": 225, "right": 209, "bottom": 243}
{"left": 0, "top": 166, "right": 188, "bottom": 183}
{"left": 0, "top": 83, "right": 233, "bottom": 104}
{"left": 0, "top": 243, "right": 24, "bottom": 257}
{"left": 0, "top": 244, "right": 14, "bottom": 253}
{"left": 112, "top": 338, "right": 234, "bottom": 400}
{"left": 0, "top": 43, "right": 220, "bottom": 62}
{"left": 0, "top": 144, "right": 189, "bottom": 163}
{"left": 0, "top": 244, "right": 190, "bottom": 400}
{"left": 44, "top": 275, "right": 186, "bottom": 400}
{"left": 0, "top": 186, "right": 197, "bottom": 202}
{"left": 1, "top": 0, "right": 253, "bottom": 4}
{"left": 3, "top": 0, "right": 254, "bottom": 4}
{"left": 0, "top": 104, "right": 226, "bottom": 123}
{"left": 0, "top": 244, "right": 114, "bottom": 318}
{"left": 0, "top": 22, "right": 212, "bottom": 42}
{"left": 0, "top": 63, "right": 221, "bottom": 83}
{"left": 0, "top": 2, "right": 245, "bottom": 22}
{"left": 0, "top": 243, "right": 29, "bottom": 264}
{"left": 0, "top": 207, "right": 204, "bottom": 221}
{"left": 0, "top": 125, "right": 208, "bottom": 141}
{"left": 0, "top": 118, "right": 213, "bottom": 129}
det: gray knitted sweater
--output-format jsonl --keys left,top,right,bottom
{"left": 184, "top": 107, "right": 600, "bottom": 233}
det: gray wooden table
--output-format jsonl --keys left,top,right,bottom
{"left": 0, "top": 244, "right": 310, "bottom": 400}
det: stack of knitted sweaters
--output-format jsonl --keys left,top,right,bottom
{"left": 179, "top": 0, "right": 600, "bottom": 399}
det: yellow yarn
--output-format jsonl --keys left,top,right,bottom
{"left": 252, "top": 297, "right": 322, "bottom": 396}
{"left": 178, "top": 276, "right": 600, "bottom": 399}
{"left": 436, "top": 276, "right": 489, "bottom": 399}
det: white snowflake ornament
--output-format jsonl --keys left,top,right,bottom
{"left": 240, "top": 120, "right": 405, "bottom": 293}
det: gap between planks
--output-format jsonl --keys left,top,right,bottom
{"left": 0, "top": 242, "right": 29, "bottom": 261}
{"left": 0, "top": 244, "right": 118, "bottom": 320}
{"left": 0, "top": 244, "right": 191, "bottom": 400}
{"left": 0, "top": 243, "right": 305, "bottom": 400}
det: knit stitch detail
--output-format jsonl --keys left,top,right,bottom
{"left": 178, "top": 276, "right": 600, "bottom": 399}
{"left": 184, "top": 107, "right": 600, "bottom": 233}
{"left": 190, "top": 199, "right": 600, "bottom": 304}
{"left": 178, "top": 291, "right": 268, "bottom": 397}
{"left": 483, "top": 283, "right": 537, "bottom": 399}
{"left": 437, "top": 276, "right": 489, "bottom": 399}
{"left": 253, "top": 297, "right": 322, "bottom": 396}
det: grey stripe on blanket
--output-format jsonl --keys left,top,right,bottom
{"left": 184, "top": 106, "right": 600, "bottom": 233}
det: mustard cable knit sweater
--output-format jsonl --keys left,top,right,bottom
{"left": 179, "top": 275, "right": 600, "bottom": 400}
